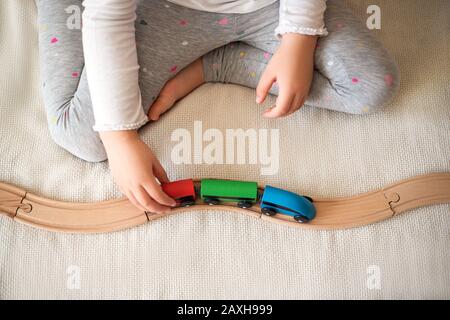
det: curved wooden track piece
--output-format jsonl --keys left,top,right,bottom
{"left": 0, "top": 173, "right": 449, "bottom": 233}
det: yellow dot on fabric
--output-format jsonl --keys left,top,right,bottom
{"left": 50, "top": 116, "right": 58, "bottom": 124}
{"left": 362, "top": 106, "right": 370, "bottom": 113}
{"left": 250, "top": 71, "right": 256, "bottom": 78}
{"left": 239, "top": 51, "right": 246, "bottom": 58}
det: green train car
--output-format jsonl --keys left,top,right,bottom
{"left": 200, "top": 179, "right": 258, "bottom": 209}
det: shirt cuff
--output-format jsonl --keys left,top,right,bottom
{"left": 275, "top": 23, "right": 328, "bottom": 38}
{"left": 92, "top": 113, "right": 149, "bottom": 132}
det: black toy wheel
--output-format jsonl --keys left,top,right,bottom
{"left": 204, "top": 198, "right": 219, "bottom": 206}
{"left": 261, "top": 207, "right": 277, "bottom": 216}
{"left": 303, "top": 196, "right": 313, "bottom": 203}
{"left": 294, "top": 214, "right": 310, "bottom": 223}
{"left": 180, "top": 199, "right": 195, "bottom": 207}
{"left": 237, "top": 201, "right": 253, "bottom": 209}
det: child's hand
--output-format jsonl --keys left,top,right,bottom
{"left": 256, "top": 33, "right": 317, "bottom": 118}
{"left": 100, "top": 130, "right": 176, "bottom": 213}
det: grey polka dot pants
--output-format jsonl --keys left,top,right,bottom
{"left": 37, "top": 0, "right": 399, "bottom": 162}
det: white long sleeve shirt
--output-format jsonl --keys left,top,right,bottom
{"left": 82, "top": 0, "right": 327, "bottom": 131}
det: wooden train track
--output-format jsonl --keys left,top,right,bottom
{"left": 0, "top": 173, "right": 449, "bottom": 233}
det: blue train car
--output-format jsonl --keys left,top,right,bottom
{"left": 260, "top": 185, "right": 316, "bottom": 223}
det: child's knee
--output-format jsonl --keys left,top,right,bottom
{"left": 48, "top": 121, "right": 107, "bottom": 163}
{"left": 349, "top": 58, "right": 400, "bottom": 115}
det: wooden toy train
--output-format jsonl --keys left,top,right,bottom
{"left": 162, "top": 179, "right": 316, "bottom": 223}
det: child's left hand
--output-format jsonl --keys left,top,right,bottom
{"left": 256, "top": 33, "right": 317, "bottom": 118}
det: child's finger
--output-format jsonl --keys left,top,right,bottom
{"left": 125, "top": 188, "right": 148, "bottom": 212}
{"left": 152, "top": 159, "right": 170, "bottom": 184}
{"left": 135, "top": 185, "right": 170, "bottom": 213}
{"left": 148, "top": 97, "right": 165, "bottom": 121}
{"left": 148, "top": 95, "right": 175, "bottom": 121}
{"left": 286, "top": 94, "right": 305, "bottom": 116}
{"left": 143, "top": 179, "right": 176, "bottom": 207}
{"left": 263, "top": 90, "right": 294, "bottom": 118}
{"left": 256, "top": 71, "right": 275, "bottom": 104}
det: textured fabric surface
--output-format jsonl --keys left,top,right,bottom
{"left": 0, "top": 0, "right": 449, "bottom": 299}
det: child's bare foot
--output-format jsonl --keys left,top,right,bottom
{"left": 148, "top": 58, "right": 205, "bottom": 121}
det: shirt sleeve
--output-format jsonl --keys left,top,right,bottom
{"left": 275, "top": 0, "right": 328, "bottom": 38}
{"left": 82, "top": 0, "right": 148, "bottom": 132}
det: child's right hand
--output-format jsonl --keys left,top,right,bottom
{"left": 100, "top": 130, "right": 176, "bottom": 213}
{"left": 256, "top": 33, "right": 317, "bottom": 118}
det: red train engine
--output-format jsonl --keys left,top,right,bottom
{"left": 161, "top": 179, "right": 196, "bottom": 207}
